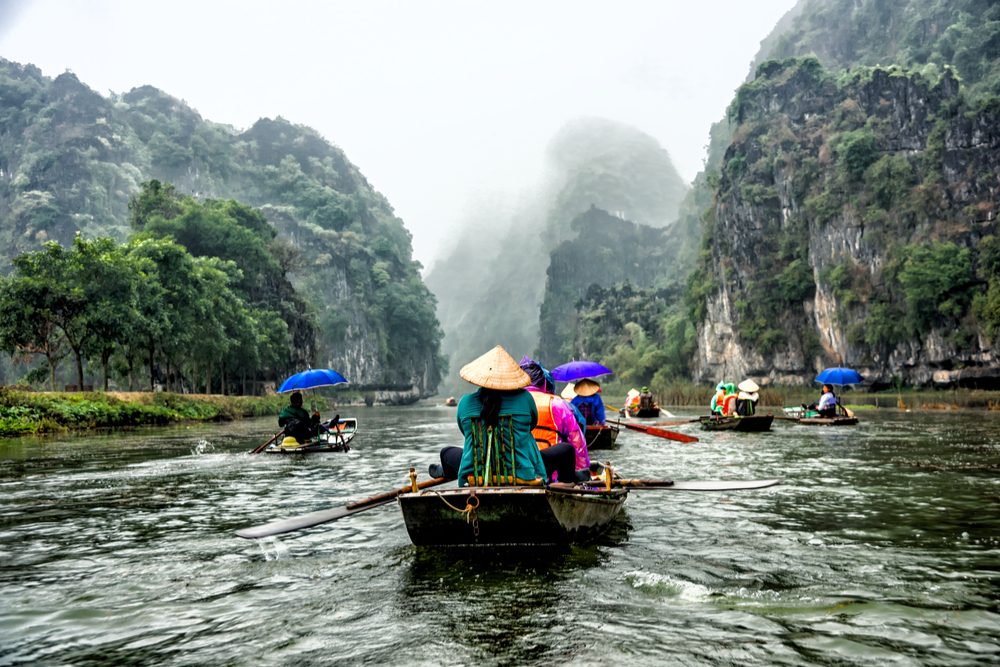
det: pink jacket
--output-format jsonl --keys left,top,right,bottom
{"left": 525, "top": 386, "right": 590, "bottom": 471}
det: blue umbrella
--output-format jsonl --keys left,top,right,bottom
{"left": 278, "top": 368, "right": 349, "bottom": 393}
{"left": 551, "top": 360, "right": 613, "bottom": 382}
{"left": 815, "top": 367, "right": 863, "bottom": 385}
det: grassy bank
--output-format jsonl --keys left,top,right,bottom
{"left": 0, "top": 389, "right": 297, "bottom": 437}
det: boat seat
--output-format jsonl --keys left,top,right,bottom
{"left": 466, "top": 415, "right": 542, "bottom": 487}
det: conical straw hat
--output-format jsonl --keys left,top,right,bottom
{"left": 573, "top": 378, "right": 601, "bottom": 397}
{"left": 459, "top": 345, "right": 530, "bottom": 390}
{"left": 738, "top": 379, "right": 760, "bottom": 393}
{"left": 560, "top": 382, "right": 577, "bottom": 400}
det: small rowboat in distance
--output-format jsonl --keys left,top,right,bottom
{"left": 586, "top": 423, "right": 620, "bottom": 450}
{"left": 264, "top": 418, "right": 358, "bottom": 454}
{"left": 628, "top": 406, "right": 661, "bottom": 419}
{"left": 699, "top": 414, "right": 774, "bottom": 432}
{"left": 783, "top": 407, "right": 858, "bottom": 426}
{"left": 397, "top": 484, "right": 628, "bottom": 547}
{"left": 797, "top": 416, "right": 858, "bottom": 426}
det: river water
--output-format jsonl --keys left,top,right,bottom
{"left": 0, "top": 405, "right": 997, "bottom": 665}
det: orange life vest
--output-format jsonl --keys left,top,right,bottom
{"left": 722, "top": 394, "right": 737, "bottom": 416}
{"left": 529, "top": 391, "right": 559, "bottom": 449}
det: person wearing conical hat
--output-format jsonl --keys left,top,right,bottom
{"left": 570, "top": 378, "right": 606, "bottom": 426}
{"left": 429, "top": 345, "right": 547, "bottom": 486}
{"left": 735, "top": 379, "right": 760, "bottom": 416}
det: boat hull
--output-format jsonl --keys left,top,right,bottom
{"left": 783, "top": 407, "right": 858, "bottom": 426}
{"left": 585, "top": 424, "right": 620, "bottom": 450}
{"left": 798, "top": 416, "right": 858, "bottom": 426}
{"left": 699, "top": 414, "right": 774, "bottom": 432}
{"left": 398, "top": 486, "right": 627, "bottom": 546}
{"left": 628, "top": 407, "right": 661, "bottom": 418}
{"left": 264, "top": 418, "right": 358, "bottom": 454}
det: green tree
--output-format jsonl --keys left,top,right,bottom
{"left": 898, "top": 242, "right": 976, "bottom": 335}
{"left": 0, "top": 271, "right": 67, "bottom": 390}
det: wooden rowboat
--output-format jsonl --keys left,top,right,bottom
{"left": 797, "top": 416, "right": 858, "bottom": 426}
{"left": 585, "top": 423, "right": 620, "bottom": 450}
{"left": 782, "top": 407, "right": 858, "bottom": 426}
{"left": 699, "top": 414, "right": 774, "bottom": 432}
{"left": 627, "top": 406, "right": 661, "bottom": 418}
{"left": 263, "top": 418, "right": 358, "bottom": 454}
{"left": 397, "top": 484, "right": 628, "bottom": 546}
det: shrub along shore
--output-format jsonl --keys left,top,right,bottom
{"left": 0, "top": 389, "right": 299, "bottom": 437}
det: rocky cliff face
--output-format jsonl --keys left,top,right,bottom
{"left": 694, "top": 59, "right": 999, "bottom": 387}
{"left": 427, "top": 118, "right": 688, "bottom": 394}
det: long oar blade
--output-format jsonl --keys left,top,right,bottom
{"left": 235, "top": 476, "right": 448, "bottom": 539}
{"left": 236, "top": 503, "right": 379, "bottom": 539}
{"left": 610, "top": 419, "right": 699, "bottom": 443}
{"left": 619, "top": 478, "right": 780, "bottom": 491}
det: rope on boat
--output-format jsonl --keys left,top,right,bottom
{"left": 432, "top": 491, "right": 481, "bottom": 537}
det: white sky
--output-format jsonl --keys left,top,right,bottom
{"left": 0, "top": 0, "right": 797, "bottom": 269}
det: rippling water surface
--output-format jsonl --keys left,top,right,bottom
{"left": 1, "top": 405, "right": 998, "bottom": 665}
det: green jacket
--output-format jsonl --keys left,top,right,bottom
{"left": 456, "top": 388, "right": 546, "bottom": 486}
{"left": 278, "top": 405, "right": 318, "bottom": 439}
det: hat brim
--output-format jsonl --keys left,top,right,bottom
{"left": 573, "top": 379, "right": 600, "bottom": 397}
{"left": 459, "top": 345, "right": 530, "bottom": 390}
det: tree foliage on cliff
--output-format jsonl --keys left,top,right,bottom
{"left": 757, "top": 0, "right": 1000, "bottom": 103}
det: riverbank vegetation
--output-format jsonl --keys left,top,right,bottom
{"left": 0, "top": 389, "right": 294, "bottom": 437}
{"left": 0, "top": 182, "right": 316, "bottom": 396}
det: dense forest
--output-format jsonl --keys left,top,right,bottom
{"left": 0, "top": 62, "right": 443, "bottom": 399}
{"left": 0, "top": 186, "right": 305, "bottom": 394}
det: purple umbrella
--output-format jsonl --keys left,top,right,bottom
{"left": 550, "top": 360, "right": 613, "bottom": 382}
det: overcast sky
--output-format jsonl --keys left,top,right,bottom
{"left": 0, "top": 0, "right": 797, "bottom": 269}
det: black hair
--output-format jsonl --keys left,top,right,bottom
{"left": 479, "top": 388, "right": 503, "bottom": 428}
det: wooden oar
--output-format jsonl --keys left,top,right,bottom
{"left": 614, "top": 478, "right": 780, "bottom": 491}
{"left": 235, "top": 475, "right": 448, "bottom": 539}
{"left": 250, "top": 428, "right": 286, "bottom": 455}
{"left": 607, "top": 419, "right": 699, "bottom": 444}
{"left": 652, "top": 418, "right": 701, "bottom": 427}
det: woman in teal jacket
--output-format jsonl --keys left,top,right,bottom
{"left": 432, "top": 345, "right": 547, "bottom": 485}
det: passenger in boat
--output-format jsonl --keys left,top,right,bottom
{"left": 735, "top": 379, "right": 760, "bottom": 416}
{"left": 816, "top": 384, "right": 837, "bottom": 418}
{"left": 571, "top": 378, "right": 606, "bottom": 426}
{"left": 735, "top": 391, "right": 759, "bottom": 416}
{"left": 722, "top": 383, "right": 738, "bottom": 416}
{"left": 623, "top": 388, "right": 641, "bottom": 416}
{"left": 430, "top": 345, "right": 548, "bottom": 486}
{"left": 519, "top": 357, "right": 589, "bottom": 482}
{"left": 560, "top": 383, "right": 588, "bottom": 432}
{"left": 638, "top": 386, "right": 656, "bottom": 412}
{"left": 278, "top": 391, "right": 321, "bottom": 442}
{"left": 710, "top": 382, "right": 727, "bottom": 415}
